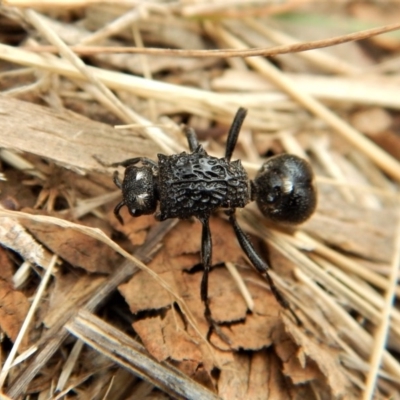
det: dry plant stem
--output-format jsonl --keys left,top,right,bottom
{"left": 13, "top": 260, "right": 32, "bottom": 289}
{"left": 181, "top": 0, "right": 348, "bottom": 18}
{"left": 210, "top": 23, "right": 400, "bottom": 181}
{"left": 295, "top": 270, "right": 399, "bottom": 393}
{"left": 22, "top": 9, "right": 176, "bottom": 155}
{"left": 315, "top": 176, "right": 399, "bottom": 200}
{"left": 287, "top": 233, "right": 400, "bottom": 339}
{"left": 0, "top": 44, "right": 262, "bottom": 121}
{"left": 244, "top": 18, "right": 362, "bottom": 75}
{"left": 0, "top": 66, "right": 33, "bottom": 78}
{"left": 22, "top": 10, "right": 133, "bottom": 125}
{"left": 3, "top": 80, "right": 43, "bottom": 97}
{"left": 55, "top": 340, "right": 84, "bottom": 392}
{"left": 275, "top": 237, "right": 400, "bottom": 380}
{"left": 288, "top": 74, "right": 400, "bottom": 109}
{"left": 0, "top": 254, "right": 58, "bottom": 388}
{"left": 24, "top": 21, "right": 400, "bottom": 60}
{"left": 239, "top": 211, "right": 400, "bottom": 379}
{"left": 102, "top": 377, "right": 115, "bottom": 400}
{"left": 4, "top": 0, "right": 114, "bottom": 5}
{"left": 363, "top": 218, "right": 400, "bottom": 400}
{"left": 0, "top": 214, "right": 54, "bottom": 272}
{"left": 0, "top": 149, "right": 46, "bottom": 179}
{"left": 224, "top": 262, "right": 254, "bottom": 311}
{"left": 296, "top": 262, "right": 400, "bottom": 382}
{"left": 132, "top": 23, "right": 157, "bottom": 122}
{"left": 310, "top": 254, "right": 400, "bottom": 342}
{"left": 53, "top": 371, "right": 103, "bottom": 400}
{"left": 278, "top": 132, "right": 307, "bottom": 159}
{"left": 6, "top": 217, "right": 178, "bottom": 398}
{"left": 66, "top": 310, "right": 221, "bottom": 400}
{"left": 181, "top": 0, "right": 296, "bottom": 17}
{"left": 349, "top": 152, "right": 396, "bottom": 196}
{"left": 296, "top": 232, "right": 400, "bottom": 298}
{"left": 72, "top": 191, "right": 120, "bottom": 219}
{"left": 9, "top": 347, "right": 38, "bottom": 370}
{"left": 310, "top": 138, "right": 356, "bottom": 203}
{"left": 7, "top": 42, "right": 396, "bottom": 125}
{"left": 79, "top": 7, "right": 143, "bottom": 45}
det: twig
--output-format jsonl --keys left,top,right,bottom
{"left": 24, "top": 22, "right": 400, "bottom": 59}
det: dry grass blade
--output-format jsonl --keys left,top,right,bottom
{"left": 296, "top": 232, "right": 400, "bottom": 298}
{"left": 363, "top": 218, "right": 400, "bottom": 400}
{"left": 0, "top": 255, "right": 57, "bottom": 388}
{"left": 55, "top": 339, "right": 84, "bottom": 392}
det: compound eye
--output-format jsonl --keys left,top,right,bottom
{"left": 128, "top": 207, "right": 144, "bottom": 217}
{"left": 254, "top": 154, "right": 316, "bottom": 224}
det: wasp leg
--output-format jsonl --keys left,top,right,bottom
{"left": 226, "top": 209, "right": 302, "bottom": 326}
{"left": 225, "top": 108, "right": 247, "bottom": 162}
{"left": 113, "top": 170, "right": 122, "bottom": 189}
{"left": 114, "top": 200, "right": 126, "bottom": 225}
{"left": 184, "top": 126, "right": 200, "bottom": 152}
{"left": 198, "top": 216, "right": 231, "bottom": 344}
{"left": 111, "top": 157, "right": 157, "bottom": 168}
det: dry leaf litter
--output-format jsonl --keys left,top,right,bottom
{"left": 0, "top": 2, "right": 400, "bottom": 400}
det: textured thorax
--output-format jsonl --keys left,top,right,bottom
{"left": 157, "top": 148, "right": 250, "bottom": 220}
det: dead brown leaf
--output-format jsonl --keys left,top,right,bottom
{"left": 219, "top": 309, "right": 280, "bottom": 351}
{"left": 119, "top": 267, "right": 179, "bottom": 314}
{"left": 133, "top": 310, "right": 202, "bottom": 364}
{"left": 278, "top": 321, "right": 354, "bottom": 399}
{"left": 43, "top": 269, "right": 106, "bottom": 328}
{"left": 119, "top": 217, "right": 248, "bottom": 318}
{"left": 113, "top": 212, "right": 157, "bottom": 247}
{"left": 0, "top": 246, "right": 15, "bottom": 282}
{"left": 0, "top": 170, "right": 38, "bottom": 210}
{"left": 23, "top": 216, "right": 121, "bottom": 274}
{"left": 119, "top": 217, "right": 274, "bottom": 339}
{"left": 245, "top": 350, "right": 292, "bottom": 400}
{"left": 0, "top": 279, "right": 29, "bottom": 346}
{"left": 118, "top": 215, "right": 336, "bottom": 396}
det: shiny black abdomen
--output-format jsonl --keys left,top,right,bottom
{"left": 157, "top": 148, "right": 250, "bottom": 220}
